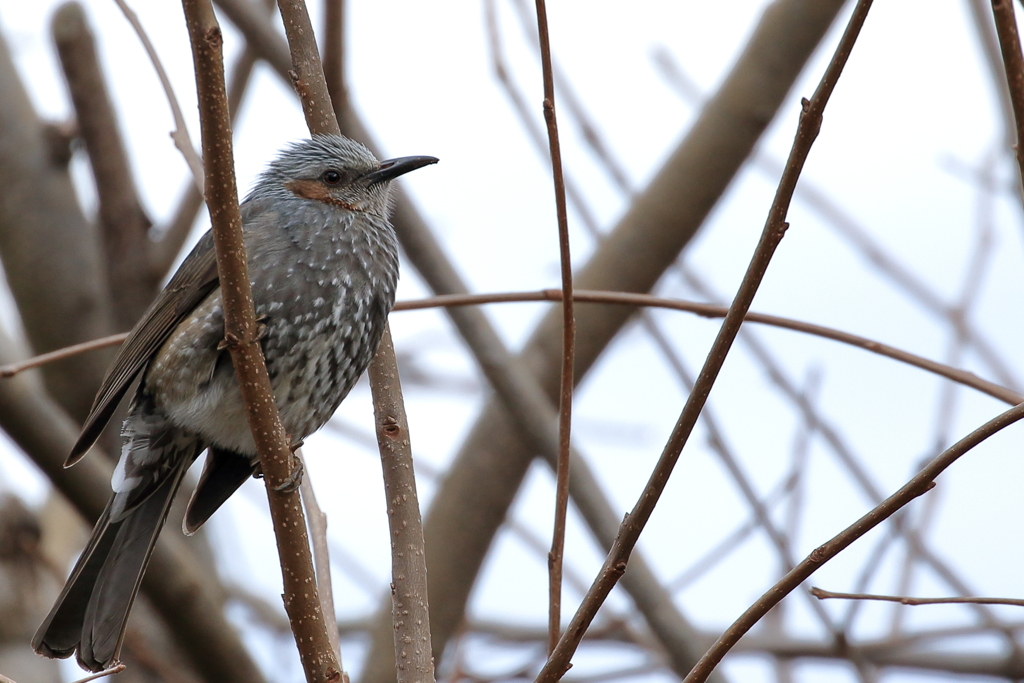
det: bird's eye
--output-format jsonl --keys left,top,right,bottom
{"left": 322, "top": 170, "right": 343, "bottom": 185}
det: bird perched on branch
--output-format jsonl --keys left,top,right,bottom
{"left": 33, "top": 135, "right": 437, "bottom": 672}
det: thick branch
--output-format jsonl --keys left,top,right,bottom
{"left": 0, "top": 25, "right": 113, "bottom": 421}
{"left": 367, "top": 327, "right": 435, "bottom": 683}
{"left": 52, "top": 2, "right": 156, "bottom": 329}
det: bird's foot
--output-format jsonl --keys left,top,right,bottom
{"left": 272, "top": 456, "right": 304, "bottom": 493}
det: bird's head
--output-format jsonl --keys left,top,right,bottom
{"left": 247, "top": 135, "right": 437, "bottom": 216}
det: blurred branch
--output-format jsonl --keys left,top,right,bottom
{"left": 812, "top": 587, "right": 1024, "bottom": 607}
{"left": 52, "top": 2, "right": 157, "bottom": 328}
{"left": 151, "top": 33, "right": 263, "bottom": 278}
{"left": 322, "top": 0, "right": 347, "bottom": 118}
{"left": 0, "top": 25, "right": 113, "bottom": 421}
{"left": 113, "top": 0, "right": 204, "bottom": 196}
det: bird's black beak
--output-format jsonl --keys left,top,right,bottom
{"left": 363, "top": 155, "right": 439, "bottom": 186}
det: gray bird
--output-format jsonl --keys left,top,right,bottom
{"left": 32, "top": 135, "right": 437, "bottom": 672}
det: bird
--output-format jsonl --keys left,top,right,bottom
{"left": 32, "top": 134, "right": 437, "bottom": 672}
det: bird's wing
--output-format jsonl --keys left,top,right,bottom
{"left": 67, "top": 230, "right": 220, "bottom": 465}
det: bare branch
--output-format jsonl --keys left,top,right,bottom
{"left": 684, "top": 400, "right": 1024, "bottom": 682}
{"left": 112, "top": 0, "right": 204, "bottom": 196}
{"left": 297, "top": 450, "right": 342, "bottom": 665}
{"left": 367, "top": 326, "right": 435, "bottom": 683}
{"left": 52, "top": 2, "right": 156, "bottom": 327}
{"left": 538, "top": 1, "right": 875, "bottom": 678}
{"left": 530, "top": 0, "right": 575, "bottom": 655}
{"left": 990, "top": 0, "right": 1024, "bottom": 199}
{"left": 180, "top": 1, "right": 339, "bottom": 681}
{"left": 812, "top": 587, "right": 1024, "bottom": 607}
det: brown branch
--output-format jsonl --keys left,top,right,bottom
{"left": 367, "top": 326, "right": 435, "bottom": 683}
{"left": 0, "top": 26, "right": 113, "bottom": 421}
{"left": 811, "top": 587, "right": 1024, "bottom": 607}
{"left": 531, "top": 0, "right": 575, "bottom": 656}
{"left": 537, "top": 1, "right": 874, "bottom": 679}
{"left": 0, "top": 333, "right": 128, "bottom": 378}
{"left": 203, "top": 19, "right": 844, "bottom": 677}
{"left": 322, "top": 0, "right": 347, "bottom": 118}
{"left": 271, "top": 2, "right": 430, "bottom": 681}
{"left": 52, "top": 2, "right": 156, "bottom": 328}
{"left": 683, "top": 400, "right": 1024, "bottom": 682}
{"left": 276, "top": 0, "right": 340, "bottom": 136}
{"left": 991, "top": 0, "right": 1024, "bottom": 199}
{"left": 179, "top": 2, "right": 339, "bottom": 682}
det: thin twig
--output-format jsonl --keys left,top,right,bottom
{"left": 0, "top": 333, "right": 128, "bottom": 377}
{"left": 536, "top": 2, "right": 874, "bottom": 679}
{"left": 812, "top": 587, "right": 1024, "bottom": 607}
{"left": 69, "top": 663, "right": 127, "bottom": 683}
{"left": 683, "top": 401, "right": 1024, "bottom": 682}
{"left": 532, "top": 0, "right": 575, "bottom": 656}
{"left": 113, "top": 0, "right": 204, "bottom": 196}
{"left": 5, "top": 290, "right": 1018, "bottom": 407}
{"left": 297, "top": 449, "right": 343, "bottom": 665}
{"left": 151, "top": 35, "right": 264, "bottom": 277}
{"left": 654, "top": 47, "right": 1022, "bottom": 391}
{"left": 180, "top": 2, "right": 340, "bottom": 682}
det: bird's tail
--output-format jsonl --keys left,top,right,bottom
{"left": 32, "top": 454, "right": 192, "bottom": 672}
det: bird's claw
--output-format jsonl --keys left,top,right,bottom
{"left": 272, "top": 457, "right": 304, "bottom": 493}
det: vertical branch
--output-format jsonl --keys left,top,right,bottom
{"left": 276, "top": 0, "right": 341, "bottom": 136}
{"left": 535, "top": 1, "right": 874, "bottom": 680}
{"left": 52, "top": 2, "right": 156, "bottom": 328}
{"left": 179, "top": 1, "right": 340, "bottom": 682}
{"left": 368, "top": 327, "right": 435, "bottom": 683}
{"left": 298, "top": 450, "right": 343, "bottom": 665}
{"left": 272, "top": 2, "right": 433, "bottom": 681}
{"left": 990, "top": 0, "right": 1024, "bottom": 198}
{"left": 533, "top": 0, "right": 575, "bottom": 655}
{"left": 322, "top": 0, "right": 347, "bottom": 119}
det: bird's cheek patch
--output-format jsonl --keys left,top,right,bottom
{"left": 286, "top": 179, "right": 359, "bottom": 211}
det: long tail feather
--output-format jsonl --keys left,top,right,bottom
{"left": 33, "top": 453, "right": 193, "bottom": 672}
